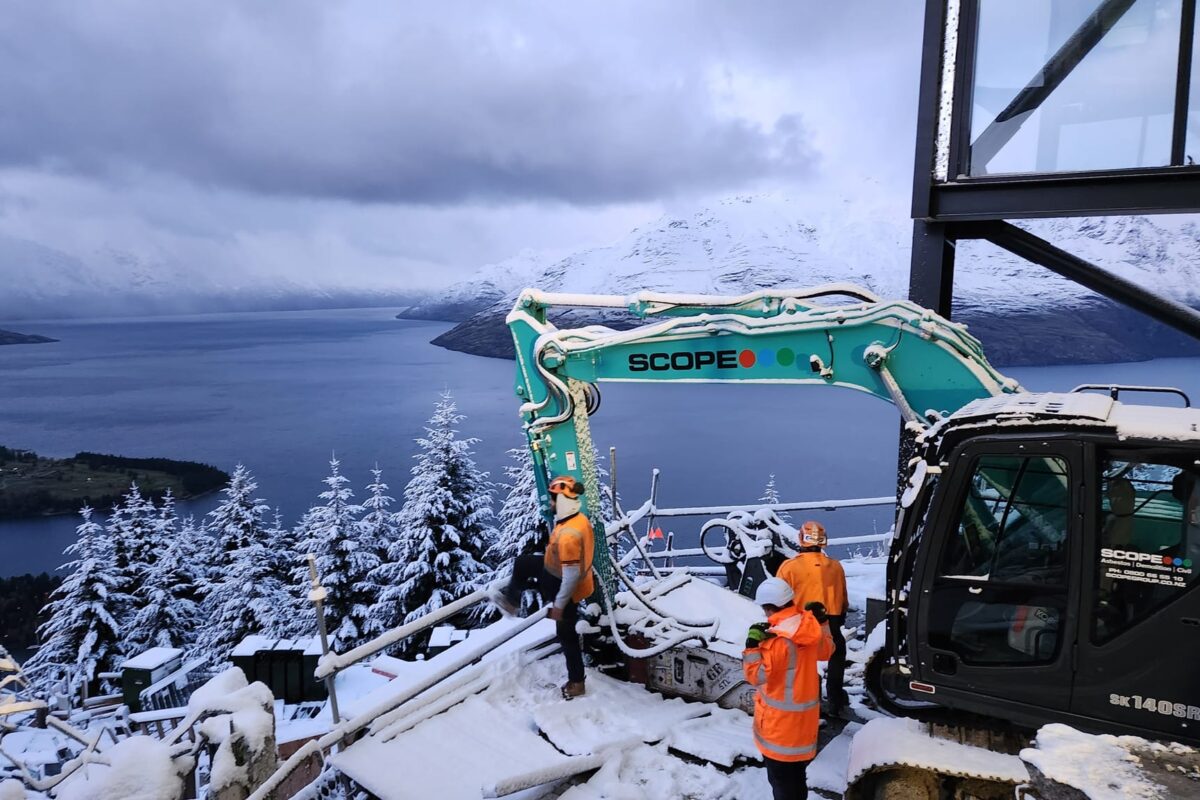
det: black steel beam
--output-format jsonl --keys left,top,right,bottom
{"left": 909, "top": 221, "right": 957, "bottom": 318}
{"left": 956, "top": 220, "right": 1200, "bottom": 343}
{"left": 928, "top": 166, "right": 1200, "bottom": 220}
{"left": 912, "top": 0, "right": 953, "bottom": 219}
{"left": 971, "top": 0, "right": 1138, "bottom": 173}
{"left": 1173, "top": 0, "right": 1197, "bottom": 166}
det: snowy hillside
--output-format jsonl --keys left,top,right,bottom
{"left": 419, "top": 196, "right": 1200, "bottom": 366}
{"left": 0, "top": 235, "right": 416, "bottom": 320}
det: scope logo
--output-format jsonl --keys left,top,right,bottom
{"left": 628, "top": 347, "right": 799, "bottom": 373}
{"left": 1101, "top": 548, "right": 1193, "bottom": 569}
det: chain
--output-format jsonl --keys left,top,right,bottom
{"left": 568, "top": 378, "right": 614, "bottom": 597}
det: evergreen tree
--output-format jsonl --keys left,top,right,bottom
{"left": 367, "top": 393, "right": 496, "bottom": 651}
{"left": 104, "top": 485, "right": 154, "bottom": 633}
{"left": 196, "top": 534, "right": 286, "bottom": 664}
{"left": 203, "top": 465, "right": 270, "bottom": 588}
{"left": 760, "top": 474, "right": 791, "bottom": 522}
{"left": 194, "top": 466, "right": 287, "bottom": 661}
{"left": 359, "top": 467, "right": 400, "bottom": 563}
{"left": 126, "top": 520, "right": 201, "bottom": 653}
{"left": 292, "top": 459, "right": 375, "bottom": 652}
{"left": 484, "top": 447, "right": 546, "bottom": 614}
{"left": 265, "top": 509, "right": 308, "bottom": 633}
{"left": 486, "top": 446, "right": 545, "bottom": 565}
{"left": 27, "top": 508, "right": 124, "bottom": 698}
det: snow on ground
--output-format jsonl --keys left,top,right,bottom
{"left": 1021, "top": 724, "right": 1175, "bottom": 800}
{"left": 806, "top": 723, "right": 861, "bottom": 796}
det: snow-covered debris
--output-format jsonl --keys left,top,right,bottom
{"left": 557, "top": 743, "right": 740, "bottom": 800}
{"left": 1021, "top": 724, "right": 1199, "bottom": 800}
{"left": 0, "top": 779, "right": 26, "bottom": 800}
{"left": 665, "top": 708, "right": 758, "bottom": 768}
{"left": 55, "top": 735, "right": 190, "bottom": 800}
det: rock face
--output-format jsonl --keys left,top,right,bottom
{"left": 420, "top": 196, "right": 1200, "bottom": 367}
{"left": 0, "top": 329, "right": 56, "bottom": 345}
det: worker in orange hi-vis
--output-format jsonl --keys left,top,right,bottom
{"left": 490, "top": 475, "right": 595, "bottom": 700}
{"left": 742, "top": 577, "right": 834, "bottom": 800}
{"left": 775, "top": 520, "right": 850, "bottom": 713}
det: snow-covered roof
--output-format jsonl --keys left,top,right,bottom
{"left": 942, "top": 392, "right": 1200, "bottom": 444}
{"left": 121, "top": 647, "right": 183, "bottom": 671}
{"left": 231, "top": 636, "right": 323, "bottom": 657}
{"left": 428, "top": 626, "right": 455, "bottom": 648}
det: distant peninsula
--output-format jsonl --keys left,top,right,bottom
{"left": 0, "top": 329, "right": 56, "bottom": 345}
{"left": 0, "top": 447, "right": 229, "bottom": 519}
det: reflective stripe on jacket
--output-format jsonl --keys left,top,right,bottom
{"left": 741, "top": 606, "right": 834, "bottom": 762}
{"left": 776, "top": 550, "right": 848, "bottom": 617}
{"left": 543, "top": 513, "right": 595, "bottom": 602}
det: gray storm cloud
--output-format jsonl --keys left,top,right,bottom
{"left": 0, "top": 1, "right": 923, "bottom": 312}
{"left": 0, "top": 2, "right": 838, "bottom": 205}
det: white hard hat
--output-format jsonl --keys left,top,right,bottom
{"left": 755, "top": 577, "right": 794, "bottom": 607}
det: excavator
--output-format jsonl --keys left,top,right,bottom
{"left": 507, "top": 283, "right": 1200, "bottom": 797}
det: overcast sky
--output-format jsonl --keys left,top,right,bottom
{"left": 0, "top": 1, "right": 924, "bottom": 292}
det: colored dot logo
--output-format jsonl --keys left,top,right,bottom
{"left": 1164, "top": 556, "right": 1174, "bottom": 566}
{"left": 736, "top": 347, "right": 803, "bottom": 369}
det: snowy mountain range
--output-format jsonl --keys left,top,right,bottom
{"left": 0, "top": 235, "right": 418, "bottom": 321}
{"left": 406, "top": 196, "right": 1200, "bottom": 366}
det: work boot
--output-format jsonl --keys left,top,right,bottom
{"left": 487, "top": 580, "right": 519, "bottom": 618}
{"left": 561, "top": 681, "right": 586, "bottom": 700}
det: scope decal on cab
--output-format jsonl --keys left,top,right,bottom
{"left": 628, "top": 347, "right": 798, "bottom": 372}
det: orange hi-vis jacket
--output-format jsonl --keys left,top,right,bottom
{"left": 742, "top": 607, "right": 834, "bottom": 762}
{"left": 543, "top": 512, "right": 595, "bottom": 603}
{"left": 777, "top": 550, "right": 848, "bottom": 617}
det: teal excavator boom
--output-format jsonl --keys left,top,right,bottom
{"left": 507, "top": 283, "right": 1023, "bottom": 590}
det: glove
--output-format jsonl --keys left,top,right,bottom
{"left": 745, "top": 622, "right": 773, "bottom": 649}
{"left": 804, "top": 601, "right": 829, "bottom": 624}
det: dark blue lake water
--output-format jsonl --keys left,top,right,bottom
{"left": 2, "top": 308, "right": 1198, "bottom": 577}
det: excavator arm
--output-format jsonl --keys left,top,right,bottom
{"left": 507, "top": 284, "right": 1022, "bottom": 591}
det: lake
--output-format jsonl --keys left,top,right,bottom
{"left": 2, "top": 307, "right": 1199, "bottom": 577}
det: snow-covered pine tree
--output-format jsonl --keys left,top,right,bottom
{"left": 484, "top": 446, "right": 546, "bottom": 613}
{"left": 126, "top": 516, "right": 201, "bottom": 654}
{"left": 760, "top": 474, "right": 791, "bottom": 522}
{"left": 196, "top": 532, "right": 286, "bottom": 664}
{"left": 359, "top": 467, "right": 399, "bottom": 564}
{"left": 263, "top": 509, "right": 310, "bottom": 638}
{"left": 292, "top": 458, "right": 376, "bottom": 652}
{"left": 203, "top": 465, "right": 271, "bottom": 586}
{"left": 27, "top": 507, "right": 125, "bottom": 699}
{"left": 367, "top": 392, "right": 496, "bottom": 651}
{"left": 104, "top": 485, "right": 155, "bottom": 633}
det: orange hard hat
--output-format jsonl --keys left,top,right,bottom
{"left": 548, "top": 475, "right": 585, "bottom": 499}
{"left": 800, "top": 520, "right": 827, "bottom": 547}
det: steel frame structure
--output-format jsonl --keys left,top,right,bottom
{"left": 910, "top": 0, "right": 1200, "bottom": 342}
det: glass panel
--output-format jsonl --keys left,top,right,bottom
{"left": 970, "top": 0, "right": 1184, "bottom": 175}
{"left": 1093, "top": 453, "right": 1200, "bottom": 644}
{"left": 939, "top": 455, "right": 1071, "bottom": 584}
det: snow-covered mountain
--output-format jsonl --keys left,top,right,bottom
{"left": 0, "top": 235, "right": 417, "bottom": 320}
{"left": 416, "top": 196, "right": 1200, "bottom": 366}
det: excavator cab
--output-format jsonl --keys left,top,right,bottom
{"left": 893, "top": 393, "right": 1200, "bottom": 744}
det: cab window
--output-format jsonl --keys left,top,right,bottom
{"left": 928, "top": 454, "right": 1070, "bottom": 666}
{"left": 1093, "top": 453, "right": 1200, "bottom": 644}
